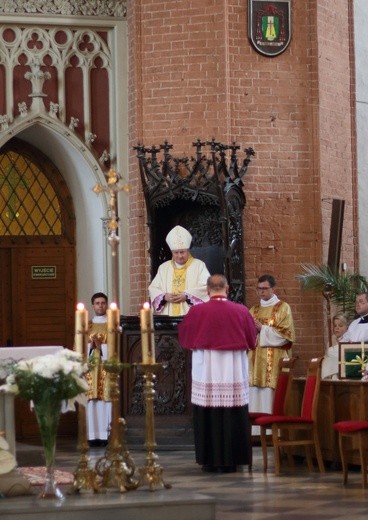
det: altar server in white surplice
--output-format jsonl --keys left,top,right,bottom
{"left": 85, "top": 292, "right": 112, "bottom": 447}
{"left": 340, "top": 292, "right": 368, "bottom": 343}
{"left": 148, "top": 225, "right": 210, "bottom": 316}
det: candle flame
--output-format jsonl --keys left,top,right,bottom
{"left": 110, "top": 302, "right": 118, "bottom": 310}
{"left": 76, "top": 302, "right": 85, "bottom": 311}
{"left": 143, "top": 301, "right": 150, "bottom": 310}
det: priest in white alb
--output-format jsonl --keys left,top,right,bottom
{"left": 249, "top": 274, "right": 295, "bottom": 422}
{"left": 148, "top": 225, "right": 210, "bottom": 316}
{"left": 85, "top": 292, "right": 112, "bottom": 447}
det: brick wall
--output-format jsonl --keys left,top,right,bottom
{"left": 127, "top": 0, "right": 357, "bottom": 373}
{"left": 317, "top": 0, "right": 356, "bottom": 268}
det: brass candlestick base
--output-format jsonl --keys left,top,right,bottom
{"left": 95, "top": 361, "right": 138, "bottom": 492}
{"left": 69, "top": 411, "right": 101, "bottom": 494}
{"left": 136, "top": 364, "right": 171, "bottom": 491}
{"left": 69, "top": 349, "right": 102, "bottom": 494}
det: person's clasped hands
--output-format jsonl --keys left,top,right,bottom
{"left": 165, "top": 292, "right": 186, "bottom": 303}
{"left": 89, "top": 333, "right": 105, "bottom": 357}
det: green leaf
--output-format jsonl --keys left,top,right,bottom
{"left": 296, "top": 263, "right": 368, "bottom": 318}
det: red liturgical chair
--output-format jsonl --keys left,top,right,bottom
{"left": 333, "top": 420, "right": 368, "bottom": 487}
{"left": 248, "top": 356, "right": 298, "bottom": 472}
{"left": 255, "top": 357, "right": 325, "bottom": 475}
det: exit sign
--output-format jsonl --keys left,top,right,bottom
{"left": 31, "top": 266, "right": 57, "bottom": 279}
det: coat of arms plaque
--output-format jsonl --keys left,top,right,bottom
{"left": 249, "top": 0, "right": 291, "bottom": 57}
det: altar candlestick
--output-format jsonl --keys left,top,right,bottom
{"left": 148, "top": 303, "right": 156, "bottom": 363}
{"left": 75, "top": 303, "right": 88, "bottom": 356}
{"left": 107, "top": 302, "right": 120, "bottom": 360}
{"left": 140, "top": 302, "right": 156, "bottom": 364}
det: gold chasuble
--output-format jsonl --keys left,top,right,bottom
{"left": 86, "top": 320, "right": 110, "bottom": 401}
{"left": 249, "top": 301, "right": 295, "bottom": 389}
{"left": 171, "top": 255, "right": 194, "bottom": 316}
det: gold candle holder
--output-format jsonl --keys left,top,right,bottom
{"left": 92, "top": 167, "right": 133, "bottom": 492}
{"left": 136, "top": 363, "right": 171, "bottom": 491}
{"left": 69, "top": 403, "right": 102, "bottom": 494}
{"left": 94, "top": 359, "right": 138, "bottom": 492}
{"left": 70, "top": 304, "right": 101, "bottom": 494}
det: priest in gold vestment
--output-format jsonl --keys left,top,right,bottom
{"left": 86, "top": 292, "right": 112, "bottom": 446}
{"left": 148, "top": 225, "right": 210, "bottom": 316}
{"left": 248, "top": 274, "right": 295, "bottom": 421}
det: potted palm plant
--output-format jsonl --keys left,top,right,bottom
{"left": 297, "top": 263, "right": 368, "bottom": 318}
{"left": 296, "top": 263, "right": 368, "bottom": 345}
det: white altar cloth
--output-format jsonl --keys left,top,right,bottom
{"left": 0, "top": 345, "right": 63, "bottom": 362}
{"left": 0, "top": 346, "right": 63, "bottom": 456}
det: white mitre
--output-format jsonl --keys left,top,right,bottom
{"left": 166, "top": 225, "right": 192, "bottom": 251}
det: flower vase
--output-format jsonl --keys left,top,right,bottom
{"left": 33, "top": 399, "right": 64, "bottom": 500}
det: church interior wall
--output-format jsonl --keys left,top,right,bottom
{"left": 127, "top": 0, "right": 358, "bottom": 370}
{"left": 0, "top": 1, "right": 361, "bottom": 371}
{"left": 0, "top": 6, "right": 129, "bottom": 315}
{"left": 17, "top": 124, "right": 109, "bottom": 310}
{"left": 354, "top": 0, "right": 368, "bottom": 278}
{"left": 317, "top": 0, "right": 356, "bottom": 273}
{"left": 357, "top": 105, "right": 368, "bottom": 277}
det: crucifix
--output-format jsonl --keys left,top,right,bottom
{"left": 93, "top": 168, "right": 129, "bottom": 304}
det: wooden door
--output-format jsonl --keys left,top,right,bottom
{"left": 9, "top": 246, "right": 75, "bottom": 348}
{"left": 0, "top": 249, "right": 12, "bottom": 346}
{"left": 0, "top": 246, "right": 77, "bottom": 439}
{"left": 0, "top": 138, "right": 77, "bottom": 439}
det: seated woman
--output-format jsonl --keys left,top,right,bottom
{"left": 322, "top": 313, "right": 349, "bottom": 379}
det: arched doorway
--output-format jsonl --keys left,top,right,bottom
{"left": 0, "top": 137, "right": 76, "bottom": 438}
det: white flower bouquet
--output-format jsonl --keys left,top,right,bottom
{"left": 0, "top": 348, "right": 89, "bottom": 411}
{"left": 0, "top": 349, "right": 89, "bottom": 499}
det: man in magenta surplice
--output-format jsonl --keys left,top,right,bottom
{"left": 178, "top": 274, "right": 257, "bottom": 473}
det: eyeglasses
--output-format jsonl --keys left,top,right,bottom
{"left": 256, "top": 286, "right": 272, "bottom": 291}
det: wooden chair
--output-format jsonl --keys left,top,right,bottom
{"left": 333, "top": 420, "right": 368, "bottom": 487}
{"left": 255, "top": 356, "right": 325, "bottom": 475}
{"left": 248, "top": 356, "right": 298, "bottom": 472}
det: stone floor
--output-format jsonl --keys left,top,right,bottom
{"left": 13, "top": 438, "right": 368, "bottom": 520}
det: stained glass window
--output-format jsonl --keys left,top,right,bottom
{"left": 0, "top": 149, "right": 62, "bottom": 236}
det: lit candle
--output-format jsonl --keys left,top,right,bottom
{"left": 75, "top": 303, "right": 88, "bottom": 355}
{"left": 140, "top": 302, "right": 156, "bottom": 364}
{"left": 107, "top": 302, "right": 120, "bottom": 360}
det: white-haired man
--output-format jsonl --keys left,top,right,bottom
{"left": 148, "top": 225, "right": 210, "bottom": 316}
